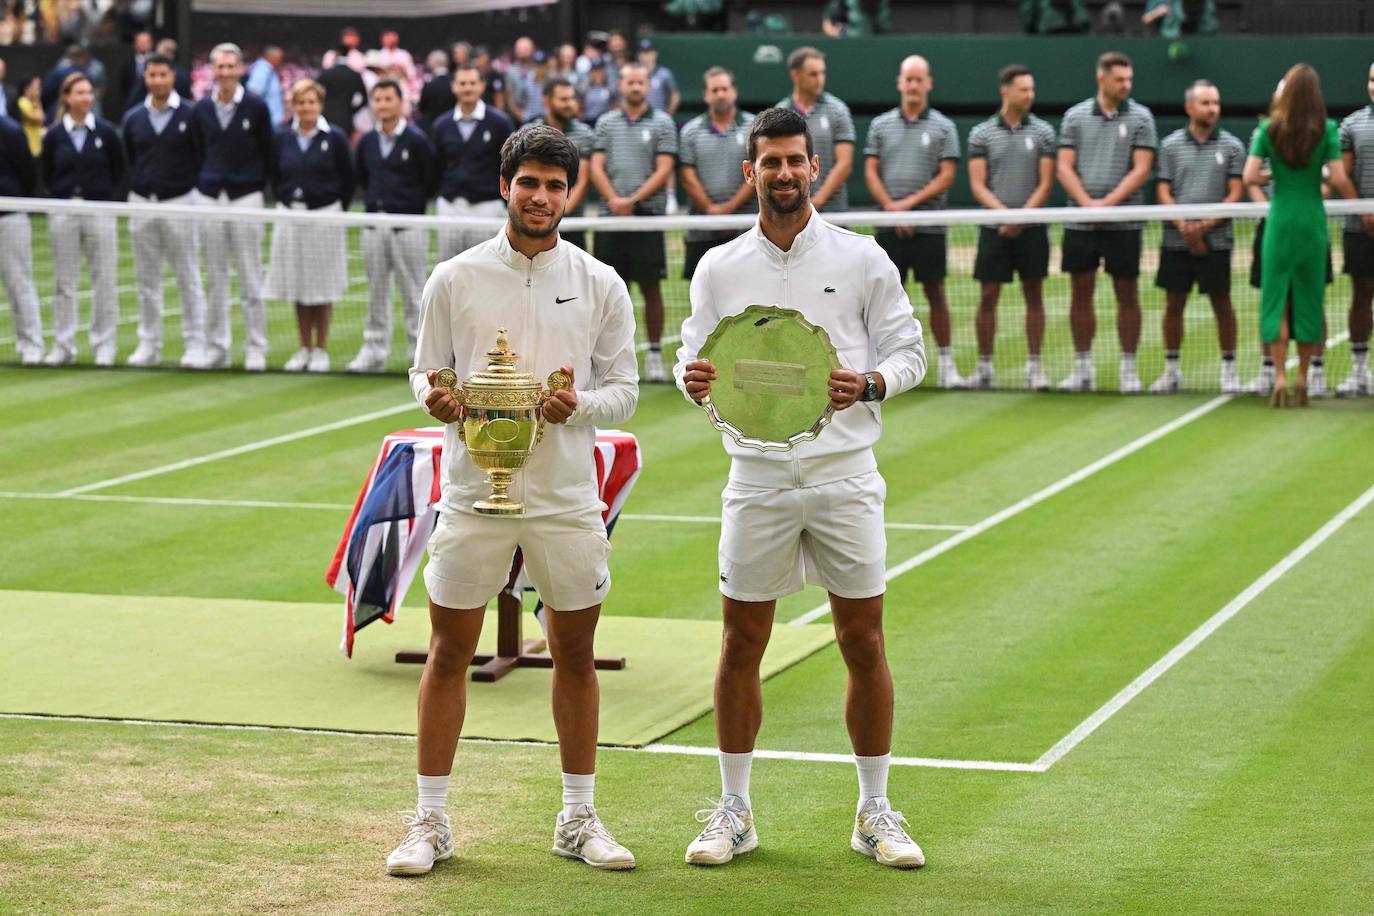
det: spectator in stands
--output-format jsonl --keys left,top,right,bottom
{"left": 530, "top": 76, "right": 594, "bottom": 250}
{"left": 1245, "top": 64, "right": 1356, "bottom": 407}
{"left": 417, "top": 49, "right": 451, "bottom": 134}
{"left": 605, "top": 30, "right": 629, "bottom": 85}
{"left": 0, "top": 56, "right": 11, "bottom": 117}
{"left": 375, "top": 29, "right": 418, "bottom": 100}
{"left": 193, "top": 42, "right": 274, "bottom": 371}
{"left": 245, "top": 45, "right": 285, "bottom": 127}
{"left": 1142, "top": 0, "right": 1218, "bottom": 40}
{"left": 39, "top": 71, "right": 123, "bottom": 366}
{"left": 1020, "top": 0, "right": 1089, "bottom": 34}
{"left": 506, "top": 35, "right": 539, "bottom": 123}
{"left": 864, "top": 54, "right": 962, "bottom": 387}
{"left": 450, "top": 41, "right": 471, "bottom": 71}
{"left": 152, "top": 38, "right": 191, "bottom": 98}
{"left": 589, "top": 61, "right": 676, "bottom": 381}
{"left": 432, "top": 63, "right": 513, "bottom": 259}
{"left": 322, "top": 26, "right": 365, "bottom": 72}
{"left": 967, "top": 63, "right": 1057, "bottom": 390}
{"left": 121, "top": 51, "right": 206, "bottom": 369}
{"left": 1335, "top": 62, "right": 1374, "bottom": 397}
{"left": 115, "top": 27, "right": 150, "bottom": 112}
{"left": 678, "top": 66, "right": 753, "bottom": 279}
{"left": 1055, "top": 51, "right": 1157, "bottom": 393}
{"left": 17, "top": 73, "right": 42, "bottom": 153}
{"left": 473, "top": 46, "right": 507, "bottom": 113}
{"left": 638, "top": 39, "right": 679, "bottom": 116}
{"left": 318, "top": 43, "right": 368, "bottom": 139}
{"left": 265, "top": 78, "right": 354, "bottom": 374}
{"left": 1148, "top": 80, "right": 1244, "bottom": 394}
{"left": 550, "top": 42, "right": 579, "bottom": 84}
{"left": 0, "top": 98, "right": 41, "bottom": 364}
{"left": 42, "top": 43, "right": 87, "bottom": 118}
{"left": 580, "top": 58, "right": 612, "bottom": 124}
{"left": 348, "top": 78, "right": 436, "bottom": 373}
{"left": 822, "top": 0, "right": 892, "bottom": 36}
{"left": 779, "top": 47, "right": 853, "bottom": 212}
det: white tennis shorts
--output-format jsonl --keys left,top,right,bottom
{"left": 424, "top": 506, "right": 611, "bottom": 611}
{"left": 718, "top": 471, "right": 887, "bottom": 602}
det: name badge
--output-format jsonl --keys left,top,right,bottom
{"left": 179, "top": 122, "right": 187, "bottom": 133}
{"left": 1216, "top": 150, "right": 1225, "bottom": 166}
{"left": 1118, "top": 123, "right": 1128, "bottom": 139}
{"left": 401, "top": 148, "right": 410, "bottom": 161}
{"left": 642, "top": 127, "right": 652, "bottom": 143}
{"left": 820, "top": 115, "right": 830, "bottom": 131}
{"left": 1025, "top": 136, "right": 1034, "bottom": 150}
{"left": 322, "top": 139, "right": 329, "bottom": 152}
{"left": 94, "top": 137, "right": 102, "bottom": 149}
{"left": 483, "top": 130, "right": 491, "bottom": 144}
{"left": 243, "top": 118, "right": 251, "bottom": 131}
{"left": 921, "top": 133, "right": 930, "bottom": 147}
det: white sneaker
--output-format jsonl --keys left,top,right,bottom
{"left": 685, "top": 795, "right": 757, "bottom": 866}
{"left": 1024, "top": 361, "right": 1050, "bottom": 391}
{"left": 42, "top": 347, "right": 75, "bottom": 367}
{"left": 244, "top": 351, "right": 267, "bottom": 372}
{"left": 643, "top": 349, "right": 667, "bottom": 383}
{"left": 1246, "top": 367, "right": 1275, "bottom": 396}
{"left": 180, "top": 346, "right": 206, "bottom": 369}
{"left": 93, "top": 347, "right": 115, "bottom": 367}
{"left": 552, "top": 804, "right": 636, "bottom": 870}
{"left": 1335, "top": 364, "right": 1373, "bottom": 397}
{"left": 1220, "top": 361, "right": 1242, "bottom": 394}
{"left": 969, "top": 361, "right": 994, "bottom": 390}
{"left": 1309, "top": 364, "right": 1329, "bottom": 398}
{"left": 1118, "top": 360, "right": 1142, "bottom": 394}
{"left": 19, "top": 349, "right": 44, "bottom": 366}
{"left": 1058, "top": 362, "right": 1096, "bottom": 393}
{"left": 200, "top": 347, "right": 230, "bottom": 370}
{"left": 307, "top": 348, "right": 330, "bottom": 373}
{"left": 283, "top": 348, "right": 311, "bottom": 372}
{"left": 1149, "top": 366, "right": 1181, "bottom": 394}
{"left": 937, "top": 358, "right": 965, "bottom": 389}
{"left": 852, "top": 797, "right": 925, "bottom": 869}
{"left": 346, "top": 347, "right": 387, "bottom": 373}
{"left": 126, "top": 343, "right": 161, "bottom": 367}
{"left": 385, "top": 806, "right": 453, "bottom": 876}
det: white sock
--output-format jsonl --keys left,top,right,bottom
{"left": 1027, "top": 354, "right": 1041, "bottom": 366}
{"left": 978, "top": 355, "right": 993, "bottom": 369}
{"left": 1076, "top": 350, "right": 1092, "bottom": 367}
{"left": 939, "top": 346, "right": 954, "bottom": 361}
{"left": 417, "top": 773, "right": 449, "bottom": 815}
{"left": 1121, "top": 352, "right": 1136, "bottom": 369}
{"left": 562, "top": 772, "right": 595, "bottom": 818}
{"left": 719, "top": 750, "right": 753, "bottom": 808}
{"left": 1354, "top": 349, "right": 1370, "bottom": 370}
{"left": 855, "top": 753, "right": 891, "bottom": 812}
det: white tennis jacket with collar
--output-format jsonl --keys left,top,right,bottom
{"left": 674, "top": 209, "right": 926, "bottom": 489}
{"left": 410, "top": 228, "right": 639, "bottom": 517}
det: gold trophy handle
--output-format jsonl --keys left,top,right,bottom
{"left": 433, "top": 367, "right": 466, "bottom": 440}
{"left": 546, "top": 369, "right": 573, "bottom": 393}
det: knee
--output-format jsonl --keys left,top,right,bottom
{"left": 548, "top": 637, "right": 597, "bottom": 679}
{"left": 834, "top": 626, "right": 886, "bottom": 672}
{"left": 426, "top": 635, "right": 475, "bottom": 681}
{"left": 720, "top": 627, "right": 769, "bottom": 671}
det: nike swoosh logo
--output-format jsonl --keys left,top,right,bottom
{"left": 824, "top": 287, "right": 836, "bottom": 293}
{"left": 596, "top": 576, "right": 608, "bottom": 590}
{"left": 555, "top": 296, "right": 577, "bottom": 304}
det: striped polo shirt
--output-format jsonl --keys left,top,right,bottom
{"left": 1059, "top": 96, "right": 1158, "bottom": 230}
{"left": 593, "top": 105, "right": 678, "bottom": 216}
{"left": 679, "top": 109, "right": 756, "bottom": 241}
{"left": 967, "top": 112, "right": 1056, "bottom": 210}
{"left": 776, "top": 91, "right": 856, "bottom": 211}
{"left": 1157, "top": 127, "right": 1246, "bottom": 250}
{"left": 863, "top": 105, "right": 960, "bottom": 235}
{"left": 1339, "top": 105, "right": 1374, "bottom": 231}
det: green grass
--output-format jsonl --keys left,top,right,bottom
{"left": 1, "top": 368, "right": 1373, "bottom": 912}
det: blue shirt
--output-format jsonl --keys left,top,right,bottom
{"left": 246, "top": 58, "right": 285, "bottom": 126}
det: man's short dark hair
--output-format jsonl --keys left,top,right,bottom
{"left": 703, "top": 66, "right": 734, "bottom": 87}
{"left": 747, "top": 107, "right": 813, "bottom": 162}
{"left": 372, "top": 78, "right": 403, "bottom": 98}
{"left": 788, "top": 46, "right": 823, "bottom": 72}
{"left": 453, "top": 64, "right": 483, "bottom": 80}
{"left": 543, "top": 76, "right": 573, "bottom": 99}
{"left": 999, "top": 64, "right": 1032, "bottom": 86}
{"left": 1097, "top": 51, "right": 1132, "bottom": 73}
{"left": 143, "top": 53, "right": 174, "bottom": 72}
{"left": 500, "top": 123, "right": 580, "bottom": 187}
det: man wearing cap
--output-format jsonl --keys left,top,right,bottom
{"left": 639, "top": 40, "right": 680, "bottom": 116}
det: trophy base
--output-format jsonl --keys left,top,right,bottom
{"left": 473, "top": 498, "right": 524, "bottom": 517}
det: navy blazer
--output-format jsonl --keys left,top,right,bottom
{"left": 431, "top": 105, "right": 512, "bottom": 203}
{"left": 0, "top": 114, "right": 37, "bottom": 200}
{"left": 193, "top": 90, "right": 275, "bottom": 199}
{"left": 355, "top": 123, "right": 437, "bottom": 215}
{"left": 40, "top": 116, "right": 125, "bottom": 200}
{"left": 272, "top": 122, "right": 354, "bottom": 210}
{"left": 121, "top": 99, "right": 203, "bottom": 200}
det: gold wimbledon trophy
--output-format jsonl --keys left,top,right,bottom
{"left": 433, "top": 328, "right": 571, "bottom": 517}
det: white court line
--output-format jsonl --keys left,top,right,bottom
{"left": 1034, "top": 479, "right": 1374, "bottom": 771}
{"left": 0, "top": 713, "right": 1038, "bottom": 772}
{"left": 789, "top": 394, "right": 1235, "bottom": 626}
{"left": 54, "top": 402, "right": 420, "bottom": 497}
{"left": 619, "top": 513, "right": 967, "bottom": 532}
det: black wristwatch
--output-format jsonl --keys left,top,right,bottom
{"left": 859, "top": 372, "right": 880, "bottom": 402}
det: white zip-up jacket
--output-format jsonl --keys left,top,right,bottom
{"left": 410, "top": 228, "right": 639, "bottom": 517}
{"left": 674, "top": 209, "right": 926, "bottom": 489}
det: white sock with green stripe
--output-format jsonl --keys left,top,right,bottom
{"left": 855, "top": 753, "right": 891, "bottom": 812}
{"left": 719, "top": 750, "right": 753, "bottom": 809}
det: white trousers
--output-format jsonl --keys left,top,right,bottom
{"left": 360, "top": 224, "right": 428, "bottom": 356}
{"left": 0, "top": 213, "right": 43, "bottom": 359}
{"left": 436, "top": 196, "right": 504, "bottom": 262}
{"left": 201, "top": 190, "right": 268, "bottom": 357}
{"left": 128, "top": 192, "right": 205, "bottom": 352}
{"left": 49, "top": 210, "right": 119, "bottom": 357}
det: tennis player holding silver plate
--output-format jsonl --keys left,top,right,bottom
{"left": 674, "top": 108, "right": 929, "bottom": 870}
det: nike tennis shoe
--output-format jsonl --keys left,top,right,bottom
{"left": 283, "top": 347, "right": 311, "bottom": 372}
{"left": 1119, "top": 360, "right": 1142, "bottom": 394}
{"left": 937, "top": 356, "right": 966, "bottom": 389}
{"left": 1336, "top": 364, "right": 1372, "bottom": 396}
{"left": 1024, "top": 360, "right": 1050, "bottom": 391}
{"left": 1309, "top": 363, "right": 1329, "bottom": 398}
{"left": 685, "top": 794, "right": 756, "bottom": 866}
{"left": 1220, "top": 360, "right": 1242, "bottom": 394}
{"left": 552, "top": 804, "right": 636, "bottom": 870}
{"left": 385, "top": 806, "right": 453, "bottom": 876}
{"left": 643, "top": 349, "right": 667, "bottom": 383}
{"left": 969, "top": 360, "right": 995, "bottom": 390}
{"left": 852, "top": 797, "right": 925, "bottom": 869}
{"left": 1058, "top": 361, "right": 1096, "bottom": 392}
{"left": 1246, "top": 365, "right": 1275, "bottom": 395}
{"left": 1149, "top": 365, "right": 1181, "bottom": 394}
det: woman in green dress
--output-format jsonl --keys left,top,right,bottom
{"left": 1243, "top": 64, "right": 1357, "bottom": 406}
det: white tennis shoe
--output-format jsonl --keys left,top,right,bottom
{"left": 1024, "top": 361, "right": 1050, "bottom": 391}
{"left": 283, "top": 348, "right": 311, "bottom": 372}
{"left": 852, "top": 797, "right": 925, "bottom": 869}
{"left": 1308, "top": 363, "right": 1329, "bottom": 398}
{"left": 685, "top": 794, "right": 756, "bottom": 866}
{"left": 1336, "top": 364, "right": 1372, "bottom": 397}
{"left": 1058, "top": 362, "right": 1096, "bottom": 392}
{"left": 552, "top": 804, "right": 636, "bottom": 870}
{"left": 642, "top": 350, "right": 667, "bottom": 383}
{"left": 1220, "top": 360, "right": 1242, "bottom": 394}
{"left": 385, "top": 806, "right": 453, "bottom": 876}
{"left": 1149, "top": 365, "right": 1181, "bottom": 394}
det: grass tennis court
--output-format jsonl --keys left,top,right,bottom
{"left": 2, "top": 368, "right": 1373, "bottom": 912}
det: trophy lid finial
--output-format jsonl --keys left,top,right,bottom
{"left": 487, "top": 327, "right": 519, "bottom": 371}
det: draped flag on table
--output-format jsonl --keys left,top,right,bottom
{"left": 326, "top": 427, "right": 641, "bottom": 657}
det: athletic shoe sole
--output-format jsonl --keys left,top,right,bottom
{"left": 851, "top": 834, "right": 925, "bottom": 869}
{"left": 386, "top": 846, "right": 453, "bottom": 876}
{"left": 552, "top": 845, "right": 637, "bottom": 870}
{"left": 685, "top": 830, "right": 758, "bottom": 866}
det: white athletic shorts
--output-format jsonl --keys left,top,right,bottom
{"left": 718, "top": 471, "right": 887, "bottom": 602}
{"left": 424, "top": 506, "right": 611, "bottom": 611}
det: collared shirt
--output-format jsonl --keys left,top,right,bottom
{"left": 535, "top": 114, "right": 596, "bottom": 160}
{"left": 214, "top": 84, "right": 245, "bottom": 131}
{"left": 293, "top": 118, "right": 326, "bottom": 153}
{"left": 144, "top": 90, "right": 182, "bottom": 135}
{"left": 1158, "top": 126, "right": 1245, "bottom": 250}
{"left": 63, "top": 112, "right": 96, "bottom": 152}
{"left": 455, "top": 99, "right": 486, "bottom": 142}
{"left": 1339, "top": 104, "right": 1374, "bottom": 231}
{"left": 593, "top": 104, "right": 678, "bottom": 216}
{"left": 863, "top": 105, "right": 960, "bottom": 234}
{"left": 647, "top": 65, "right": 678, "bottom": 113}
{"left": 1059, "top": 96, "right": 1158, "bottom": 230}
{"left": 775, "top": 91, "right": 856, "bottom": 211}
{"left": 967, "top": 112, "right": 1057, "bottom": 210}
{"left": 377, "top": 118, "right": 408, "bottom": 159}
{"left": 679, "top": 110, "right": 756, "bottom": 241}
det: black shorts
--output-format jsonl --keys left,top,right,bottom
{"left": 1250, "top": 219, "right": 1333, "bottom": 288}
{"left": 973, "top": 225, "right": 1050, "bottom": 284}
{"left": 683, "top": 232, "right": 742, "bottom": 280}
{"left": 560, "top": 230, "right": 587, "bottom": 251}
{"left": 1342, "top": 229, "right": 1374, "bottom": 278}
{"left": 876, "top": 230, "right": 947, "bottom": 283}
{"left": 1155, "top": 248, "right": 1232, "bottom": 295}
{"left": 594, "top": 230, "right": 666, "bottom": 285}
{"left": 1061, "top": 228, "right": 1142, "bottom": 279}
